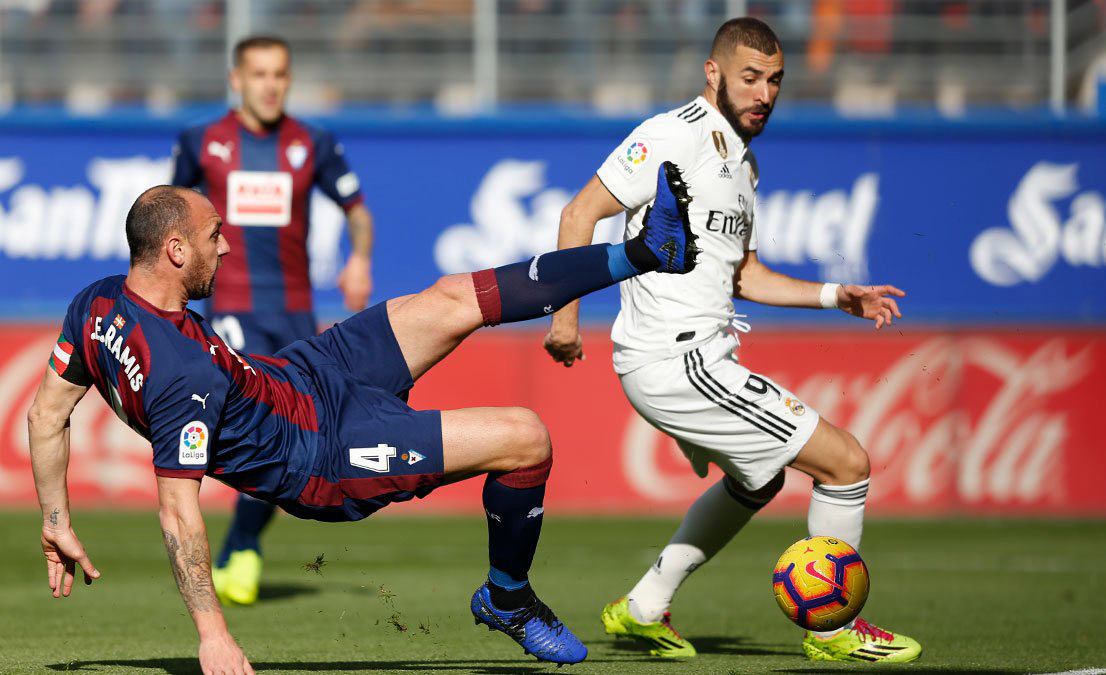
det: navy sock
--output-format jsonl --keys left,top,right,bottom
{"left": 483, "top": 476, "right": 546, "bottom": 592}
{"left": 217, "top": 494, "right": 276, "bottom": 566}
{"left": 487, "top": 577, "right": 535, "bottom": 611}
{"left": 473, "top": 242, "right": 654, "bottom": 326}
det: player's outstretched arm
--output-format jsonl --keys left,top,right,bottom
{"left": 733, "top": 252, "right": 905, "bottom": 329}
{"left": 28, "top": 368, "right": 101, "bottom": 598}
{"left": 157, "top": 476, "right": 255, "bottom": 675}
{"left": 545, "top": 176, "right": 625, "bottom": 367}
{"left": 337, "top": 203, "right": 374, "bottom": 311}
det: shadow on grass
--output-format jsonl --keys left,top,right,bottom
{"left": 47, "top": 657, "right": 645, "bottom": 674}
{"left": 604, "top": 634, "right": 796, "bottom": 658}
{"left": 254, "top": 582, "right": 321, "bottom": 602}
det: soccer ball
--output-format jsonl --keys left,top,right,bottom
{"left": 772, "top": 536, "right": 869, "bottom": 631}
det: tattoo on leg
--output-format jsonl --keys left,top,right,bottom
{"left": 49, "top": 508, "right": 59, "bottom": 526}
{"left": 162, "top": 529, "right": 217, "bottom": 613}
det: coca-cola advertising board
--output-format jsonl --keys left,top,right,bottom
{"left": 0, "top": 116, "right": 1104, "bottom": 323}
{"left": 1, "top": 326, "right": 1103, "bottom": 515}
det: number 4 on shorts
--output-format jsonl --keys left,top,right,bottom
{"left": 350, "top": 444, "right": 397, "bottom": 472}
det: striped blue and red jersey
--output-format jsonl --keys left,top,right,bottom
{"left": 51, "top": 276, "right": 320, "bottom": 501}
{"left": 171, "top": 111, "right": 364, "bottom": 314}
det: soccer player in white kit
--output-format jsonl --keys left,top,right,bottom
{"left": 543, "top": 18, "right": 921, "bottom": 664}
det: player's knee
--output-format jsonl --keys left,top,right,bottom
{"left": 489, "top": 408, "right": 552, "bottom": 488}
{"left": 428, "top": 274, "right": 473, "bottom": 310}
{"left": 502, "top": 407, "right": 551, "bottom": 469}
{"left": 829, "top": 433, "right": 870, "bottom": 485}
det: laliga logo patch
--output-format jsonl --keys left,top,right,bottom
{"left": 179, "top": 421, "right": 209, "bottom": 464}
{"left": 285, "top": 141, "right": 308, "bottom": 170}
{"left": 785, "top": 397, "right": 806, "bottom": 417}
{"left": 626, "top": 142, "right": 648, "bottom": 165}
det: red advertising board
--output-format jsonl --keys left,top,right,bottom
{"left": 1, "top": 325, "right": 1103, "bottom": 515}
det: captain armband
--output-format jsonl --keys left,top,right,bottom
{"left": 49, "top": 333, "right": 91, "bottom": 386}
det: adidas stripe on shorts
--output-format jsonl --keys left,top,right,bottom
{"left": 619, "top": 332, "right": 819, "bottom": 491}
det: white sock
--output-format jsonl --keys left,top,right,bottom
{"left": 627, "top": 478, "right": 761, "bottom": 623}
{"left": 807, "top": 478, "right": 868, "bottom": 550}
{"left": 807, "top": 478, "right": 869, "bottom": 636}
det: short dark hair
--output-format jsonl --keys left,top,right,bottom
{"left": 233, "top": 35, "right": 291, "bottom": 67}
{"left": 125, "top": 186, "right": 193, "bottom": 267}
{"left": 710, "top": 17, "right": 781, "bottom": 60}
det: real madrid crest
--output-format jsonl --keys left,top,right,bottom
{"left": 785, "top": 397, "right": 806, "bottom": 417}
{"left": 711, "top": 131, "right": 728, "bottom": 160}
{"left": 285, "top": 141, "right": 308, "bottom": 170}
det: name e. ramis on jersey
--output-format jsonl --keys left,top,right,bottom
{"left": 90, "top": 315, "right": 145, "bottom": 391}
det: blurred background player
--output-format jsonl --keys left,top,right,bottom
{"left": 171, "top": 34, "right": 375, "bottom": 606}
{"left": 544, "top": 18, "right": 920, "bottom": 663}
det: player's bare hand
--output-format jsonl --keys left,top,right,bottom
{"left": 199, "top": 633, "right": 255, "bottom": 675}
{"left": 41, "top": 523, "right": 100, "bottom": 598}
{"left": 338, "top": 253, "right": 372, "bottom": 312}
{"left": 544, "top": 328, "right": 585, "bottom": 367}
{"left": 838, "top": 284, "right": 905, "bottom": 330}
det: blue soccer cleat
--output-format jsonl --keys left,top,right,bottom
{"left": 640, "top": 161, "right": 698, "bottom": 274}
{"left": 471, "top": 582, "right": 588, "bottom": 665}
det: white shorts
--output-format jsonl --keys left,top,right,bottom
{"left": 618, "top": 332, "right": 819, "bottom": 491}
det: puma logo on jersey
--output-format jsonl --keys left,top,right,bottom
{"left": 207, "top": 140, "right": 233, "bottom": 163}
{"left": 526, "top": 507, "right": 544, "bottom": 519}
{"left": 529, "top": 255, "right": 541, "bottom": 281}
{"left": 191, "top": 393, "right": 209, "bottom": 409}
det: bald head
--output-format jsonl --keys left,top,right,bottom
{"left": 710, "top": 17, "right": 780, "bottom": 62}
{"left": 125, "top": 185, "right": 198, "bottom": 267}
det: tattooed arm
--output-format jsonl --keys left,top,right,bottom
{"left": 157, "top": 475, "right": 254, "bottom": 675}
{"left": 28, "top": 367, "right": 100, "bottom": 598}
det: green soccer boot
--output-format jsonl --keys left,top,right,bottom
{"left": 600, "top": 596, "right": 696, "bottom": 658}
{"left": 211, "top": 549, "right": 262, "bottom": 606}
{"left": 802, "top": 618, "right": 922, "bottom": 663}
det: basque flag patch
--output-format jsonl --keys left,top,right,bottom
{"left": 49, "top": 334, "right": 74, "bottom": 376}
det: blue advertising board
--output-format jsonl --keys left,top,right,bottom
{"left": 1, "top": 113, "right": 1103, "bottom": 324}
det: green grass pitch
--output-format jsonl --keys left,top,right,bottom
{"left": 1, "top": 511, "right": 1104, "bottom": 674}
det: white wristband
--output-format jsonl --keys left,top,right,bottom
{"left": 819, "top": 282, "right": 841, "bottom": 309}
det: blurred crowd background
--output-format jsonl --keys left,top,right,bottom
{"left": 0, "top": 0, "right": 1104, "bottom": 116}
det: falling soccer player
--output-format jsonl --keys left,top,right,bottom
{"left": 29, "top": 162, "right": 696, "bottom": 673}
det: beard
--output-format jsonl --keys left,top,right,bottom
{"left": 183, "top": 256, "right": 218, "bottom": 300}
{"left": 717, "top": 73, "right": 772, "bottom": 141}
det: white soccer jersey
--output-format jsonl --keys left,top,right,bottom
{"left": 596, "top": 96, "right": 758, "bottom": 375}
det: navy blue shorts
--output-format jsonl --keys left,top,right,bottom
{"left": 208, "top": 310, "right": 317, "bottom": 355}
{"left": 277, "top": 302, "right": 446, "bottom": 522}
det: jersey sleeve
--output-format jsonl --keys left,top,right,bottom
{"left": 312, "top": 129, "right": 364, "bottom": 211}
{"left": 171, "top": 128, "right": 204, "bottom": 188}
{"left": 595, "top": 115, "right": 697, "bottom": 211}
{"left": 145, "top": 370, "right": 226, "bottom": 478}
{"left": 49, "top": 291, "right": 94, "bottom": 386}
